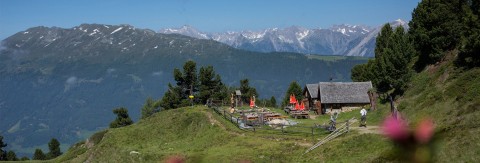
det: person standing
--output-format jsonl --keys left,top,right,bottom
{"left": 360, "top": 107, "right": 367, "bottom": 127}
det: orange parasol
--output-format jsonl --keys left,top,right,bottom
{"left": 250, "top": 98, "right": 255, "bottom": 108}
{"left": 289, "top": 94, "right": 297, "bottom": 104}
{"left": 300, "top": 101, "right": 305, "bottom": 111}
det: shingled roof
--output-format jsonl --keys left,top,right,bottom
{"left": 319, "top": 82, "right": 372, "bottom": 104}
{"left": 304, "top": 84, "right": 319, "bottom": 99}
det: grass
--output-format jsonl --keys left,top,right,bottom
{"left": 51, "top": 105, "right": 394, "bottom": 162}
{"left": 397, "top": 62, "right": 480, "bottom": 162}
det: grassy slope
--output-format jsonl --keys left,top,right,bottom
{"left": 52, "top": 105, "right": 392, "bottom": 163}
{"left": 397, "top": 58, "right": 480, "bottom": 162}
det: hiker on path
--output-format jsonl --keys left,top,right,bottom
{"left": 329, "top": 112, "right": 338, "bottom": 131}
{"left": 360, "top": 107, "right": 367, "bottom": 127}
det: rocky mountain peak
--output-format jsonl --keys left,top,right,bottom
{"left": 157, "top": 20, "right": 408, "bottom": 57}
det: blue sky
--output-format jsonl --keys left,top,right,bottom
{"left": 0, "top": 0, "right": 420, "bottom": 40}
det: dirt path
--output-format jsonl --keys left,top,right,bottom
{"left": 350, "top": 126, "right": 382, "bottom": 134}
{"left": 342, "top": 119, "right": 382, "bottom": 134}
{"left": 203, "top": 109, "right": 246, "bottom": 137}
{"left": 204, "top": 110, "right": 226, "bottom": 130}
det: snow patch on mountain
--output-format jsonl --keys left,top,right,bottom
{"left": 111, "top": 27, "right": 123, "bottom": 35}
{"left": 157, "top": 19, "right": 408, "bottom": 57}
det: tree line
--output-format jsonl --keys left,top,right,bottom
{"left": 0, "top": 135, "right": 61, "bottom": 161}
{"left": 108, "top": 60, "right": 278, "bottom": 125}
{"left": 153, "top": 60, "right": 278, "bottom": 114}
{"left": 351, "top": 0, "right": 480, "bottom": 98}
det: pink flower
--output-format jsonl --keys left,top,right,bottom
{"left": 415, "top": 118, "right": 435, "bottom": 144}
{"left": 382, "top": 116, "right": 409, "bottom": 141}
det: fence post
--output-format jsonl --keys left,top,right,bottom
{"left": 311, "top": 126, "right": 314, "bottom": 136}
{"left": 346, "top": 119, "right": 350, "bottom": 133}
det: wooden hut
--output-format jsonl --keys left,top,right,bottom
{"left": 303, "top": 84, "right": 320, "bottom": 112}
{"left": 303, "top": 81, "right": 373, "bottom": 114}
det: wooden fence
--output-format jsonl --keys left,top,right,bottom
{"left": 209, "top": 103, "right": 336, "bottom": 137}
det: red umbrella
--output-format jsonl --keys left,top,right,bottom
{"left": 250, "top": 98, "right": 255, "bottom": 108}
{"left": 300, "top": 101, "right": 305, "bottom": 111}
{"left": 294, "top": 100, "right": 300, "bottom": 110}
{"left": 289, "top": 94, "right": 297, "bottom": 104}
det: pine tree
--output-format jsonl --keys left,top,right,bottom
{"left": 239, "top": 79, "right": 258, "bottom": 103}
{"left": 110, "top": 107, "right": 133, "bottom": 128}
{"left": 6, "top": 150, "right": 17, "bottom": 161}
{"left": 269, "top": 96, "right": 277, "bottom": 108}
{"left": 373, "top": 24, "right": 395, "bottom": 93}
{"left": 351, "top": 24, "right": 414, "bottom": 97}
{"left": 174, "top": 60, "right": 198, "bottom": 99}
{"left": 160, "top": 84, "right": 182, "bottom": 110}
{"left": 282, "top": 81, "right": 303, "bottom": 107}
{"left": 457, "top": 0, "right": 480, "bottom": 68}
{"left": 198, "top": 66, "right": 225, "bottom": 104}
{"left": 141, "top": 97, "right": 161, "bottom": 119}
{"left": 33, "top": 148, "right": 46, "bottom": 160}
{"left": 375, "top": 23, "right": 394, "bottom": 59}
{"left": 409, "top": 0, "right": 467, "bottom": 70}
{"left": 387, "top": 26, "right": 415, "bottom": 95}
{"left": 161, "top": 60, "right": 200, "bottom": 109}
{"left": 0, "top": 135, "right": 7, "bottom": 161}
{"left": 47, "top": 138, "right": 62, "bottom": 159}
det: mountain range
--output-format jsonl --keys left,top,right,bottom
{"left": 0, "top": 23, "right": 367, "bottom": 156}
{"left": 158, "top": 19, "right": 408, "bottom": 57}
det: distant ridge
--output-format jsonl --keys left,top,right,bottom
{"left": 158, "top": 19, "right": 408, "bottom": 57}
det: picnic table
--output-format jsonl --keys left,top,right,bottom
{"left": 289, "top": 110, "right": 310, "bottom": 119}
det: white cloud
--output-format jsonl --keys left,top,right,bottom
{"left": 66, "top": 76, "right": 78, "bottom": 85}
{"left": 151, "top": 71, "right": 163, "bottom": 76}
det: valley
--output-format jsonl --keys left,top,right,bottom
{"left": 0, "top": 24, "right": 367, "bottom": 157}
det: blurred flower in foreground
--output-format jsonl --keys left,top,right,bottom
{"left": 382, "top": 115, "right": 409, "bottom": 142}
{"left": 415, "top": 118, "right": 435, "bottom": 144}
{"left": 381, "top": 116, "right": 436, "bottom": 163}
{"left": 164, "top": 155, "right": 185, "bottom": 163}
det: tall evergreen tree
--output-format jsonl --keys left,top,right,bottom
{"left": 33, "top": 148, "right": 46, "bottom": 160}
{"left": 198, "top": 66, "right": 226, "bottom": 104}
{"left": 282, "top": 81, "right": 303, "bottom": 107}
{"left": 0, "top": 135, "right": 7, "bottom": 161}
{"left": 239, "top": 79, "right": 258, "bottom": 103}
{"left": 375, "top": 23, "right": 394, "bottom": 58}
{"left": 352, "top": 24, "right": 414, "bottom": 97}
{"left": 269, "top": 96, "right": 277, "bottom": 108}
{"left": 174, "top": 60, "right": 198, "bottom": 98}
{"left": 141, "top": 97, "right": 161, "bottom": 119}
{"left": 457, "top": 0, "right": 480, "bottom": 68}
{"left": 409, "top": 0, "right": 467, "bottom": 70}
{"left": 373, "top": 24, "right": 395, "bottom": 93}
{"left": 161, "top": 60, "right": 200, "bottom": 109}
{"left": 160, "top": 84, "right": 182, "bottom": 110}
{"left": 387, "top": 26, "right": 415, "bottom": 95}
{"left": 109, "top": 107, "right": 133, "bottom": 128}
{"left": 47, "top": 138, "right": 62, "bottom": 159}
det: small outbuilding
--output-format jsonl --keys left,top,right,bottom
{"left": 235, "top": 90, "right": 242, "bottom": 107}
